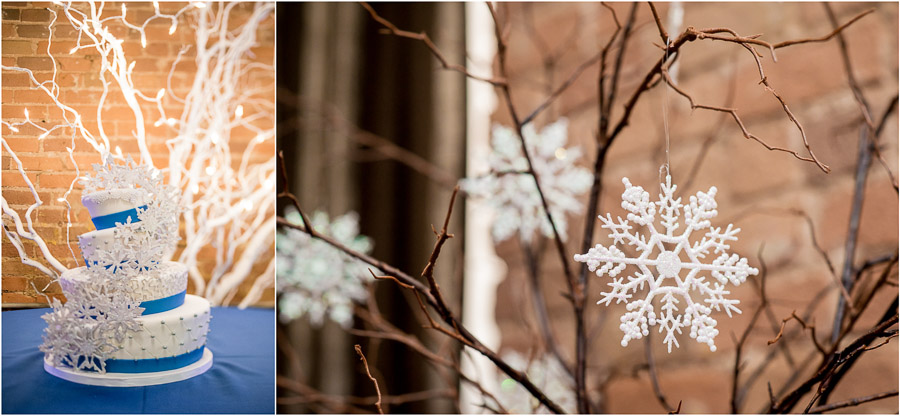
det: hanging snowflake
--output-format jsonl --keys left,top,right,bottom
{"left": 460, "top": 119, "right": 593, "bottom": 243}
{"left": 276, "top": 208, "right": 376, "bottom": 327}
{"left": 574, "top": 175, "right": 758, "bottom": 352}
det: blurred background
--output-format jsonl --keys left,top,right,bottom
{"left": 277, "top": 2, "right": 897, "bottom": 413}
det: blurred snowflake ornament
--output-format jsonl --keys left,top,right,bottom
{"left": 460, "top": 118, "right": 593, "bottom": 243}
{"left": 574, "top": 175, "right": 758, "bottom": 352}
{"left": 494, "top": 352, "right": 576, "bottom": 414}
{"left": 276, "top": 208, "right": 375, "bottom": 327}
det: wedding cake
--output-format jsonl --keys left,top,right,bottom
{"left": 41, "top": 157, "right": 213, "bottom": 387}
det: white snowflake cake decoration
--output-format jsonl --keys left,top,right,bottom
{"left": 460, "top": 118, "right": 593, "bottom": 243}
{"left": 276, "top": 208, "right": 377, "bottom": 327}
{"left": 574, "top": 175, "right": 758, "bottom": 352}
{"left": 40, "top": 156, "right": 180, "bottom": 373}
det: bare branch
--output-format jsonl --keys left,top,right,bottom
{"left": 808, "top": 389, "right": 898, "bottom": 414}
{"left": 354, "top": 344, "right": 384, "bottom": 414}
{"left": 359, "top": 2, "right": 505, "bottom": 86}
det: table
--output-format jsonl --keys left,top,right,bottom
{"left": 2, "top": 307, "right": 274, "bottom": 414}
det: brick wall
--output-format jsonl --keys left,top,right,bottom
{"left": 2, "top": 2, "right": 275, "bottom": 307}
{"left": 492, "top": 2, "right": 897, "bottom": 413}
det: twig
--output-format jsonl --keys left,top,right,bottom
{"left": 773, "top": 8, "right": 873, "bottom": 49}
{"left": 359, "top": 2, "right": 505, "bottom": 86}
{"left": 523, "top": 243, "right": 574, "bottom": 378}
{"left": 682, "top": 52, "right": 739, "bottom": 191}
{"left": 521, "top": 51, "right": 603, "bottom": 126}
{"left": 354, "top": 344, "right": 384, "bottom": 414}
{"left": 669, "top": 400, "right": 682, "bottom": 414}
{"left": 817, "top": 296, "right": 899, "bottom": 407}
{"left": 768, "top": 311, "right": 827, "bottom": 357}
{"left": 731, "top": 244, "right": 769, "bottom": 413}
{"left": 872, "top": 95, "right": 899, "bottom": 191}
{"left": 644, "top": 333, "right": 675, "bottom": 412}
{"left": 808, "top": 390, "right": 898, "bottom": 414}
{"left": 278, "top": 387, "right": 456, "bottom": 408}
{"left": 604, "top": 3, "right": 638, "bottom": 118}
{"left": 831, "top": 125, "right": 872, "bottom": 343}
{"left": 769, "top": 313, "right": 898, "bottom": 413}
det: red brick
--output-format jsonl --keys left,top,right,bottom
{"left": 3, "top": 137, "right": 40, "bottom": 153}
{"left": 1, "top": 170, "right": 39, "bottom": 187}
{"left": 15, "top": 24, "right": 48, "bottom": 39}
{"left": 38, "top": 173, "right": 78, "bottom": 189}
{"left": 0, "top": 24, "right": 13, "bottom": 40}
{"left": 20, "top": 8, "right": 51, "bottom": 22}
{"left": 12, "top": 89, "right": 51, "bottom": 104}
{"left": 2, "top": 39, "right": 34, "bottom": 55}
{"left": 1, "top": 189, "right": 39, "bottom": 206}
{"left": 2, "top": 292, "right": 36, "bottom": 304}
{"left": 55, "top": 56, "right": 94, "bottom": 72}
{"left": 2, "top": 276, "right": 28, "bottom": 292}
{"left": 2, "top": 7, "right": 21, "bottom": 20}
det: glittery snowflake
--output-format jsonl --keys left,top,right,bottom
{"left": 40, "top": 266, "right": 143, "bottom": 372}
{"left": 494, "top": 352, "right": 576, "bottom": 414}
{"left": 574, "top": 175, "right": 758, "bottom": 352}
{"left": 460, "top": 119, "right": 593, "bottom": 243}
{"left": 40, "top": 157, "right": 178, "bottom": 373}
{"left": 276, "top": 208, "right": 376, "bottom": 327}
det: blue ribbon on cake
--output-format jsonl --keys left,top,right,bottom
{"left": 139, "top": 290, "right": 186, "bottom": 315}
{"left": 91, "top": 205, "right": 148, "bottom": 230}
{"left": 73, "top": 347, "right": 205, "bottom": 374}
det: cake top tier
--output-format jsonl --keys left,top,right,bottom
{"left": 82, "top": 189, "right": 148, "bottom": 219}
{"left": 77, "top": 156, "right": 181, "bottom": 271}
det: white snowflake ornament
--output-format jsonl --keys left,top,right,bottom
{"left": 575, "top": 175, "right": 758, "bottom": 352}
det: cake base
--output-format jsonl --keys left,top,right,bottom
{"left": 44, "top": 349, "right": 213, "bottom": 387}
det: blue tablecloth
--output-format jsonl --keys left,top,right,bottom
{"left": 2, "top": 307, "right": 274, "bottom": 414}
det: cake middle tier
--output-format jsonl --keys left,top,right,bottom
{"left": 60, "top": 261, "right": 188, "bottom": 314}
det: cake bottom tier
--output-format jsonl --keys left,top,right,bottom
{"left": 44, "top": 349, "right": 213, "bottom": 387}
{"left": 112, "top": 294, "right": 211, "bottom": 361}
{"left": 44, "top": 294, "right": 213, "bottom": 386}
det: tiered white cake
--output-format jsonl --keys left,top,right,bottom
{"left": 42, "top": 162, "right": 213, "bottom": 387}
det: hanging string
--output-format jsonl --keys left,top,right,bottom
{"left": 659, "top": 36, "right": 672, "bottom": 183}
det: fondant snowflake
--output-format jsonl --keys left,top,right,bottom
{"left": 575, "top": 175, "right": 758, "bottom": 352}
{"left": 276, "top": 208, "right": 376, "bottom": 327}
{"left": 460, "top": 119, "right": 593, "bottom": 243}
{"left": 494, "top": 352, "right": 576, "bottom": 414}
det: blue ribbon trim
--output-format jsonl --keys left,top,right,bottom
{"left": 139, "top": 290, "right": 186, "bottom": 315}
{"left": 91, "top": 205, "right": 148, "bottom": 230}
{"left": 72, "top": 347, "right": 206, "bottom": 374}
